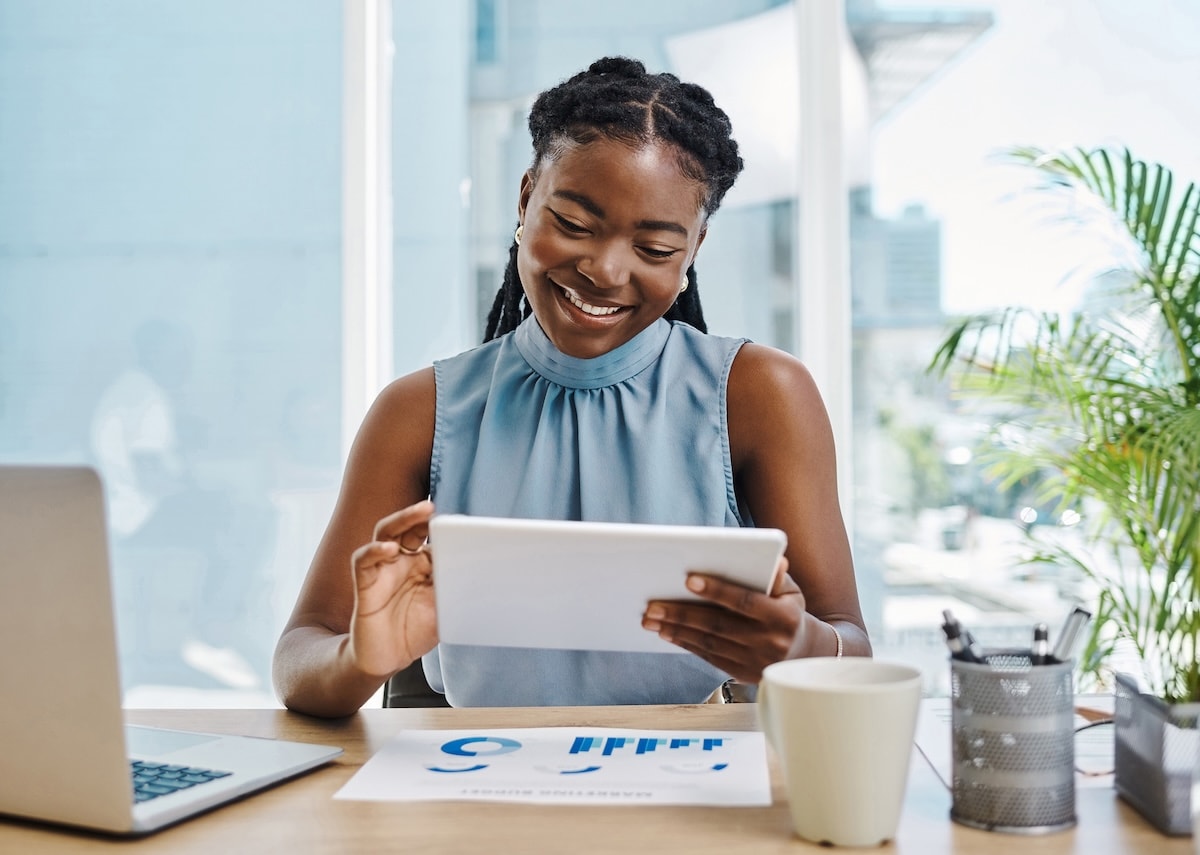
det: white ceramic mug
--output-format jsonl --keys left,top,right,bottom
{"left": 758, "top": 657, "right": 923, "bottom": 847}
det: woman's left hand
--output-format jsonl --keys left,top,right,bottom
{"left": 641, "top": 556, "right": 809, "bottom": 684}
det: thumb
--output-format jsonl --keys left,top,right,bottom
{"left": 768, "top": 557, "right": 799, "bottom": 596}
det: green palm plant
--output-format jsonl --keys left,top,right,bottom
{"left": 928, "top": 145, "right": 1200, "bottom": 703}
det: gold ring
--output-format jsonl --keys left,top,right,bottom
{"left": 397, "top": 541, "right": 427, "bottom": 556}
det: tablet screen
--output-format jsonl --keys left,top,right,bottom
{"left": 428, "top": 514, "right": 787, "bottom": 654}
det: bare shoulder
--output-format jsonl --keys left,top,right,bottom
{"left": 720, "top": 341, "right": 835, "bottom": 473}
{"left": 345, "top": 366, "right": 436, "bottom": 503}
{"left": 728, "top": 343, "right": 825, "bottom": 420}
{"left": 374, "top": 366, "right": 436, "bottom": 419}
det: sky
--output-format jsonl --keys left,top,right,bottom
{"left": 870, "top": 0, "right": 1200, "bottom": 313}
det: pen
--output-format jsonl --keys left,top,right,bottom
{"left": 941, "top": 609, "right": 985, "bottom": 663}
{"left": 1031, "top": 622, "right": 1050, "bottom": 665}
{"left": 962, "top": 628, "right": 986, "bottom": 664}
{"left": 1050, "top": 605, "right": 1092, "bottom": 664}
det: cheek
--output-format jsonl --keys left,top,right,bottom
{"left": 515, "top": 251, "right": 531, "bottom": 288}
{"left": 648, "top": 269, "right": 685, "bottom": 303}
{"left": 518, "top": 231, "right": 574, "bottom": 292}
{"left": 515, "top": 245, "right": 542, "bottom": 293}
{"left": 515, "top": 248, "right": 555, "bottom": 313}
{"left": 517, "top": 230, "right": 552, "bottom": 279}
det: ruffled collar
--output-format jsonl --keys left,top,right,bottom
{"left": 513, "top": 316, "right": 671, "bottom": 390}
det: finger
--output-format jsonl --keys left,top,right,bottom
{"left": 654, "top": 613, "right": 787, "bottom": 681}
{"left": 678, "top": 573, "right": 768, "bottom": 618}
{"left": 352, "top": 541, "right": 402, "bottom": 585}
{"left": 353, "top": 540, "right": 401, "bottom": 569}
{"left": 351, "top": 540, "right": 434, "bottom": 621}
{"left": 672, "top": 564, "right": 802, "bottom": 616}
{"left": 768, "top": 557, "right": 799, "bottom": 596}
{"left": 373, "top": 500, "right": 435, "bottom": 552}
{"left": 353, "top": 539, "right": 432, "bottom": 584}
{"left": 372, "top": 499, "right": 435, "bottom": 538}
{"left": 645, "top": 594, "right": 799, "bottom": 659}
{"left": 652, "top": 623, "right": 755, "bottom": 678}
{"left": 644, "top": 600, "right": 754, "bottom": 638}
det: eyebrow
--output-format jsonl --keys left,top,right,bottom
{"left": 551, "top": 190, "right": 690, "bottom": 238}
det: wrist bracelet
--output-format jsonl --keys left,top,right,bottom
{"left": 830, "top": 623, "right": 844, "bottom": 658}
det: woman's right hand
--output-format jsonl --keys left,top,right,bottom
{"left": 348, "top": 499, "right": 439, "bottom": 678}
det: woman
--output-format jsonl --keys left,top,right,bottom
{"left": 274, "top": 57, "right": 869, "bottom": 717}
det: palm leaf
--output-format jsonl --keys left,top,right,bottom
{"left": 931, "top": 145, "right": 1200, "bottom": 701}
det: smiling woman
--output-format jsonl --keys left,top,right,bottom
{"left": 483, "top": 56, "right": 744, "bottom": 345}
{"left": 272, "top": 56, "right": 869, "bottom": 717}
{"left": 514, "top": 138, "right": 707, "bottom": 359}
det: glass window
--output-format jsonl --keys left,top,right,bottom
{"left": 0, "top": 2, "right": 343, "bottom": 706}
{"left": 474, "top": 0, "right": 500, "bottom": 64}
{"left": 859, "top": 0, "right": 1200, "bottom": 692}
{"left": 11, "top": 0, "right": 1194, "bottom": 706}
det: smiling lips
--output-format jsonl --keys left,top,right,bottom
{"left": 560, "top": 286, "right": 625, "bottom": 317}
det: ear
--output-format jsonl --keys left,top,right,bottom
{"left": 517, "top": 170, "right": 535, "bottom": 224}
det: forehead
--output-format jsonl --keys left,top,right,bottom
{"left": 535, "top": 138, "right": 708, "bottom": 223}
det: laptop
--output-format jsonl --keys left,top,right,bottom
{"left": 429, "top": 513, "right": 787, "bottom": 654}
{"left": 0, "top": 464, "right": 342, "bottom": 836}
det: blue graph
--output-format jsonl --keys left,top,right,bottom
{"left": 569, "top": 736, "right": 726, "bottom": 755}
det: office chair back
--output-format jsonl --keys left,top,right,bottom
{"left": 382, "top": 660, "right": 450, "bottom": 708}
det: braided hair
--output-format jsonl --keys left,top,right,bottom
{"left": 483, "top": 56, "right": 744, "bottom": 342}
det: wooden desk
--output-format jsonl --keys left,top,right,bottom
{"left": 0, "top": 705, "right": 1188, "bottom": 853}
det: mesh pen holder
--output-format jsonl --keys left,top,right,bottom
{"left": 949, "top": 650, "right": 1076, "bottom": 834}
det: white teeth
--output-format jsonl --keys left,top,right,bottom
{"left": 563, "top": 288, "right": 622, "bottom": 316}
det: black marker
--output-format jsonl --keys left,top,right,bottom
{"left": 941, "top": 609, "right": 984, "bottom": 663}
{"left": 1031, "top": 622, "right": 1050, "bottom": 665}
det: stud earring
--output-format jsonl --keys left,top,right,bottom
{"left": 514, "top": 225, "right": 523, "bottom": 246}
{"left": 679, "top": 277, "right": 689, "bottom": 293}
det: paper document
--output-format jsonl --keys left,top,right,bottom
{"left": 335, "top": 727, "right": 772, "bottom": 806}
{"left": 915, "top": 695, "right": 1116, "bottom": 789}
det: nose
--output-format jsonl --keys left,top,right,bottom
{"left": 576, "top": 239, "right": 631, "bottom": 290}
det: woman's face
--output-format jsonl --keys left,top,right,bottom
{"left": 516, "top": 138, "right": 708, "bottom": 359}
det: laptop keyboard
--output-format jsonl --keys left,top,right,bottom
{"left": 131, "top": 760, "right": 232, "bottom": 803}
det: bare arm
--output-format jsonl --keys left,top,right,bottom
{"left": 272, "top": 368, "right": 437, "bottom": 717}
{"left": 642, "top": 343, "right": 869, "bottom": 681}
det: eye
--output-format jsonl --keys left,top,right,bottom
{"left": 550, "top": 211, "right": 588, "bottom": 234}
{"left": 638, "top": 246, "right": 680, "bottom": 260}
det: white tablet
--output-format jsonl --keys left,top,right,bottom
{"left": 428, "top": 514, "right": 787, "bottom": 655}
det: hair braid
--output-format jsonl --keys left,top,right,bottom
{"left": 664, "top": 266, "right": 706, "bottom": 333}
{"left": 484, "top": 56, "right": 742, "bottom": 343}
{"left": 484, "top": 238, "right": 529, "bottom": 341}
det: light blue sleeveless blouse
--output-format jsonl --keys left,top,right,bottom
{"left": 424, "top": 316, "right": 749, "bottom": 706}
